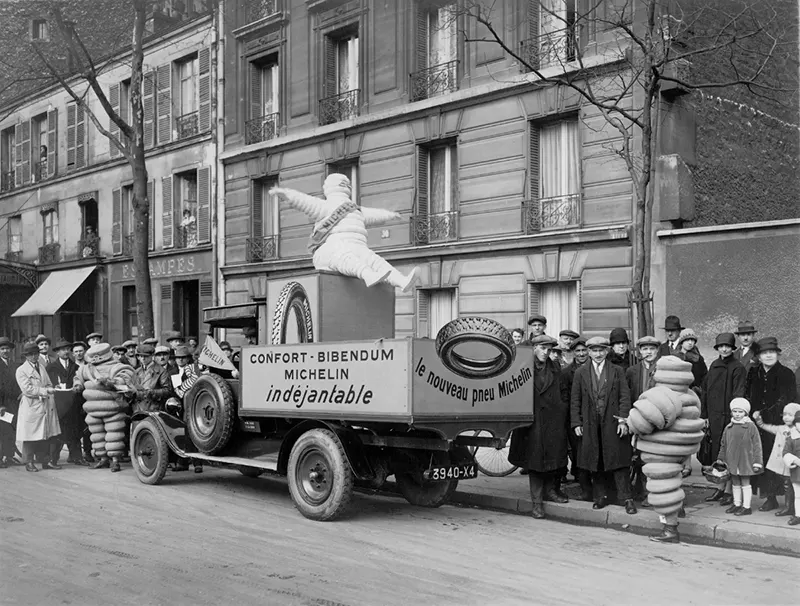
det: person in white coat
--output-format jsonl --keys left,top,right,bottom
{"left": 15, "top": 342, "right": 61, "bottom": 472}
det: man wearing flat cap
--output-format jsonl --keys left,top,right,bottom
{"left": 46, "top": 338, "right": 86, "bottom": 465}
{"left": 558, "top": 330, "right": 579, "bottom": 368}
{"left": 0, "top": 336, "right": 22, "bottom": 466}
{"left": 733, "top": 321, "right": 759, "bottom": 370}
{"left": 527, "top": 315, "right": 547, "bottom": 342}
{"left": 86, "top": 333, "right": 103, "bottom": 348}
{"left": 123, "top": 340, "right": 140, "bottom": 370}
{"left": 508, "top": 335, "right": 570, "bottom": 519}
{"left": 571, "top": 336, "right": 636, "bottom": 514}
{"left": 132, "top": 344, "right": 172, "bottom": 413}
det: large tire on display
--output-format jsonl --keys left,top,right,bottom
{"left": 184, "top": 374, "right": 236, "bottom": 455}
{"left": 271, "top": 281, "right": 314, "bottom": 345}
{"left": 130, "top": 418, "right": 169, "bottom": 485}
{"left": 395, "top": 451, "right": 459, "bottom": 508}
{"left": 287, "top": 428, "right": 354, "bottom": 521}
{"left": 435, "top": 317, "right": 515, "bottom": 380}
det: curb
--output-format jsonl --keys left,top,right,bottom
{"left": 374, "top": 482, "right": 799, "bottom": 558}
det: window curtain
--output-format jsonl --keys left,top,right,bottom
{"left": 429, "top": 289, "right": 457, "bottom": 337}
{"left": 262, "top": 63, "right": 279, "bottom": 116}
{"left": 429, "top": 5, "right": 457, "bottom": 67}
{"left": 337, "top": 37, "right": 359, "bottom": 92}
{"left": 260, "top": 180, "right": 278, "bottom": 235}
{"left": 540, "top": 120, "right": 580, "bottom": 199}
{"left": 539, "top": 282, "right": 578, "bottom": 339}
{"left": 9, "top": 217, "right": 21, "bottom": 251}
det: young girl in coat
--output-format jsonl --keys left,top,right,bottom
{"left": 754, "top": 402, "right": 800, "bottom": 517}
{"left": 718, "top": 398, "right": 763, "bottom": 516}
{"left": 782, "top": 411, "right": 800, "bottom": 526}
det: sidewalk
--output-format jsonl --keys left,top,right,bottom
{"left": 381, "top": 460, "right": 799, "bottom": 557}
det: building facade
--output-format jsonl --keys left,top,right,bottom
{"left": 218, "top": 0, "right": 638, "bottom": 344}
{"left": 0, "top": 5, "right": 220, "bottom": 346}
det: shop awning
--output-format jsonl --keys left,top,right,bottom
{"left": 12, "top": 265, "right": 96, "bottom": 317}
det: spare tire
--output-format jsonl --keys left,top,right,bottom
{"left": 184, "top": 373, "right": 236, "bottom": 454}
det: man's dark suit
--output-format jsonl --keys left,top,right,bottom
{"left": 46, "top": 357, "right": 82, "bottom": 462}
{"left": 0, "top": 357, "right": 21, "bottom": 461}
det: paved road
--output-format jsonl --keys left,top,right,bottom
{"left": 0, "top": 465, "right": 796, "bottom": 606}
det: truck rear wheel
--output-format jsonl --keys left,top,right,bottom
{"left": 287, "top": 428, "right": 353, "bottom": 521}
{"left": 395, "top": 452, "right": 458, "bottom": 508}
{"left": 185, "top": 374, "right": 236, "bottom": 455}
{"left": 131, "top": 418, "right": 169, "bottom": 485}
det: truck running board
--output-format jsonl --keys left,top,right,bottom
{"left": 182, "top": 452, "right": 279, "bottom": 471}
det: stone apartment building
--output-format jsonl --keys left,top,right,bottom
{"left": 0, "top": 1, "right": 220, "bottom": 345}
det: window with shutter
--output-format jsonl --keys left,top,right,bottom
{"left": 416, "top": 289, "right": 429, "bottom": 338}
{"left": 147, "top": 180, "right": 155, "bottom": 251}
{"left": 46, "top": 109, "right": 57, "bottom": 176}
{"left": 199, "top": 279, "right": 214, "bottom": 330}
{"left": 538, "top": 119, "right": 581, "bottom": 229}
{"left": 198, "top": 47, "right": 211, "bottom": 132}
{"left": 157, "top": 63, "right": 172, "bottom": 144}
{"left": 246, "top": 56, "right": 280, "bottom": 144}
{"left": 75, "top": 105, "right": 86, "bottom": 168}
{"left": 112, "top": 187, "right": 122, "bottom": 255}
{"left": 247, "top": 178, "right": 279, "bottom": 262}
{"left": 537, "top": 281, "right": 579, "bottom": 339}
{"left": 143, "top": 72, "right": 156, "bottom": 147}
{"left": 414, "top": 146, "right": 429, "bottom": 245}
{"left": 109, "top": 83, "right": 121, "bottom": 158}
{"left": 197, "top": 166, "right": 211, "bottom": 244}
{"left": 160, "top": 283, "right": 173, "bottom": 336}
{"left": 66, "top": 103, "right": 77, "bottom": 168}
{"left": 162, "top": 175, "right": 174, "bottom": 248}
{"left": 15, "top": 121, "right": 30, "bottom": 186}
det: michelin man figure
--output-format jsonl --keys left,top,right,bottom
{"left": 271, "top": 174, "right": 419, "bottom": 291}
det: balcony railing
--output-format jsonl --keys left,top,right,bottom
{"left": 32, "top": 161, "right": 50, "bottom": 183}
{"left": 319, "top": 89, "right": 360, "bottom": 126}
{"left": 519, "top": 28, "right": 577, "bottom": 71}
{"left": 79, "top": 236, "right": 101, "bottom": 258}
{"left": 522, "top": 194, "right": 581, "bottom": 233}
{"left": 246, "top": 0, "right": 277, "bottom": 22}
{"left": 175, "top": 224, "right": 199, "bottom": 249}
{"left": 410, "top": 60, "right": 459, "bottom": 102}
{"left": 4, "top": 250, "right": 22, "bottom": 262}
{"left": 245, "top": 112, "right": 279, "bottom": 145}
{"left": 410, "top": 211, "right": 459, "bottom": 245}
{"left": 38, "top": 242, "right": 60, "bottom": 265}
{"left": 246, "top": 235, "right": 279, "bottom": 262}
{"left": 123, "top": 234, "right": 134, "bottom": 256}
{"left": 1, "top": 170, "right": 14, "bottom": 192}
{"left": 176, "top": 111, "right": 199, "bottom": 140}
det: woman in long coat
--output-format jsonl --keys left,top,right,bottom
{"left": 746, "top": 337, "right": 797, "bottom": 510}
{"left": 15, "top": 342, "right": 61, "bottom": 471}
{"left": 508, "top": 336, "right": 570, "bottom": 519}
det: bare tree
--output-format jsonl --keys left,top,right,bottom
{"left": 1, "top": 0, "right": 156, "bottom": 339}
{"left": 457, "top": 0, "right": 797, "bottom": 336}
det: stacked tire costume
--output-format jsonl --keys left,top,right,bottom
{"left": 626, "top": 356, "right": 706, "bottom": 537}
{"left": 78, "top": 361, "right": 136, "bottom": 461}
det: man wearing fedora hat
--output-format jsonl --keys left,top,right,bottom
{"left": 46, "top": 339, "right": 87, "bottom": 466}
{"left": 700, "top": 333, "right": 746, "bottom": 503}
{"left": 35, "top": 334, "right": 56, "bottom": 368}
{"left": 0, "top": 336, "right": 22, "bottom": 466}
{"left": 746, "top": 336, "right": 797, "bottom": 511}
{"left": 733, "top": 321, "right": 759, "bottom": 369}
{"left": 658, "top": 316, "right": 685, "bottom": 357}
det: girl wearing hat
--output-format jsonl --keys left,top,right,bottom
{"left": 718, "top": 398, "right": 763, "bottom": 516}
{"left": 755, "top": 403, "right": 800, "bottom": 518}
{"left": 675, "top": 329, "right": 707, "bottom": 394}
{"left": 781, "top": 411, "right": 800, "bottom": 525}
{"left": 746, "top": 337, "right": 798, "bottom": 511}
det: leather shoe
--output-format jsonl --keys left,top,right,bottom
{"left": 735, "top": 507, "right": 752, "bottom": 516}
{"left": 544, "top": 488, "right": 568, "bottom": 504}
{"left": 758, "top": 496, "right": 779, "bottom": 512}
{"left": 725, "top": 504, "right": 742, "bottom": 514}
{"left": 625, "top": 499, "right": 637, "bottom": 515}
{"left": 531, "top": 503, "right": 545, "bottom": 519}
{"left": 649, "top": 525, "right": 680, "bottom": 543}
{"left": 788, "top": 516, "right": 800, "bottom": 526}
{"left": 705, "top": 488, "right": 725, "bottom": 502}
{"left": 592, "top": 497, "right": 608, "bottom": 510}
{"left": 775, "top": 507, "right": 794, "bottom": 517}
{"left": 25, "top": 462, "right": 39, "bottom": 472}
{"left": 42, "top": 462, "right": 62, "bottom": 470}
{"left": 719, "top": 494, "right": 734, "bottom": 506}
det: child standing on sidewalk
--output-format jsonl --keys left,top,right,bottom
{"left": 754, "top": 402, "right": 800, "bottom": 518}
{"left": 718, "top": 398, "right": 763, "bottom": 516}
{"left": 781, "top": 411, "right": 800, "bottom": 526}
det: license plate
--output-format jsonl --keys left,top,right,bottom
{"left": 423, "top": 464, "right": 478, "bottom": 482}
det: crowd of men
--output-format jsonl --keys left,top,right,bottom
{"left": 506, "top": 314, "right": 799, "bottom": 541}
{"left": 0, "top": 326, "right": 256, "bottom": 473}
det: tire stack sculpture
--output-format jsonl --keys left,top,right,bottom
{"left": 626, "top": 355, "right": 705, "bottom": 543}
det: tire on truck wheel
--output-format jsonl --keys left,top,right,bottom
{"left": 130, "top": 418, "right": 169, "bottom": 485}
{"left": 184, "top": 374, "right": 236, "bottom": 455}
{"left": 287, "top": 428, "right": 354, "bottom": 521}
{"left": 395, "top": 452, "right": 459, "bottom": 508}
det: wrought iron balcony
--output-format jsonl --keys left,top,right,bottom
{"left": 410, "top": 211, "right": 459, "bottom": 245}
{"left": 246, "top": 235, "right": 279, "bottom": 262}
{"left": 175, "top": 224, "right": 198, "bottom": 249}
{"left": 32, "top": 161, "right": 50, "bottom": 183}
{"left": 519, "top": 28, "right": 577, "bottom": 71}
{"left": 319, "top": 89, "right": 360, "bottom": 126}
{"left": 245, "top": 112, "right": 279, "bottom": 145}
{"left": 38, "top": 242, "right": 60, "bottom": 265}
{"left": 410, "top": 60, "right": 459, "bottom": 102}
{"left": 246, "top": 0, "right": 277, "bottom": 22}
{"left": 4, "top": 250, "right": 22, "bottom": 262}
{"left": 122, "top": 234, "right": 134, "bottom": 256}
{"left": 1, "top": 170, "right": 15, "bottom": 192}
{"left": 522, "top": 194, "right": 581, "bottom": 233}
{"left": 176, "top": 111, "right": 199, "bottom": 140}
{"left": 79, "top": 236, "right": 101, "bottom": 258}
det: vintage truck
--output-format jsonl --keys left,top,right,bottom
{"left": 130, "top": 272, "right": 534, "bottom": 521}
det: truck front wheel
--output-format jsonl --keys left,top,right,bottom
{"left": 287, "top": 428, "right": 354, "bottom": 521}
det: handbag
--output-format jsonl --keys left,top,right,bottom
{"left": 697, "top": 428, "right": 714, "bottom": 466}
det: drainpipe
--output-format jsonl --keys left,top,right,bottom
{"left": 212, "top": 0, "right": 225, "bottom": 333}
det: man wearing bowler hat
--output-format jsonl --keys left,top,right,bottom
{"left": 747, "top": 336, "right": 797, "bottom": 511}
{"left": 658, "top": 316, "right": 684, "bottom": 357}
{"left": 733, "top": 321, "right": 759, "bottom": 369}
{"left": 527, "top": 315, "right": 547, "bottom": 342}
{"left": 46, "top": 338, "right": 86, "bottom": 465}
{"left": 0, "top": 336, "right": 22, "bottom": 466}
{"left": 571, "top": 336, "right": 636, "bottom": 514}
{"left": 700, "top": 333, "right": 746, "bottom": 503}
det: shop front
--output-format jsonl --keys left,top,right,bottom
{"left": 0, "top": 262, "right": 37, "bottom": 345}
{"left": 107, "top": 250, "right": 214, "bottom": 344}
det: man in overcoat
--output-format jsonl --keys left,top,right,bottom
{"left": 701, "top": 333, "right": 746, "bottom": 503}
{"left": 15, "top": 342, "right": 61, "bottom": 472}
{"left": 571, "top": 336, "right": 636, "bottom": 514}
{"left": 746, "top": 337, "right": 797, "bottom": 510}
{"left": 508, "top": 335, "right": 570, "bottom": 519}
{"left": 733, "top": 321, "right": 759, "bottom": 370}
{"left": 561, "top": 337, "right": 588, "bottom": 488}
{"left": 46, "top": 338, "right": 87, "bottom": 465}
{"left": 36, "top": 334, "right": 56, "bottom": 368}
{"left": 132, "top": 344, "right": 172, "bottom": 413}
{"left": 608, "top": 328, "right": 635, "bottom": 370}
{"left": 0, "top": 336, "right": 22, "bottom": 466}
{"left": 658, "top": 315, "right": 684, "bottom": 357}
